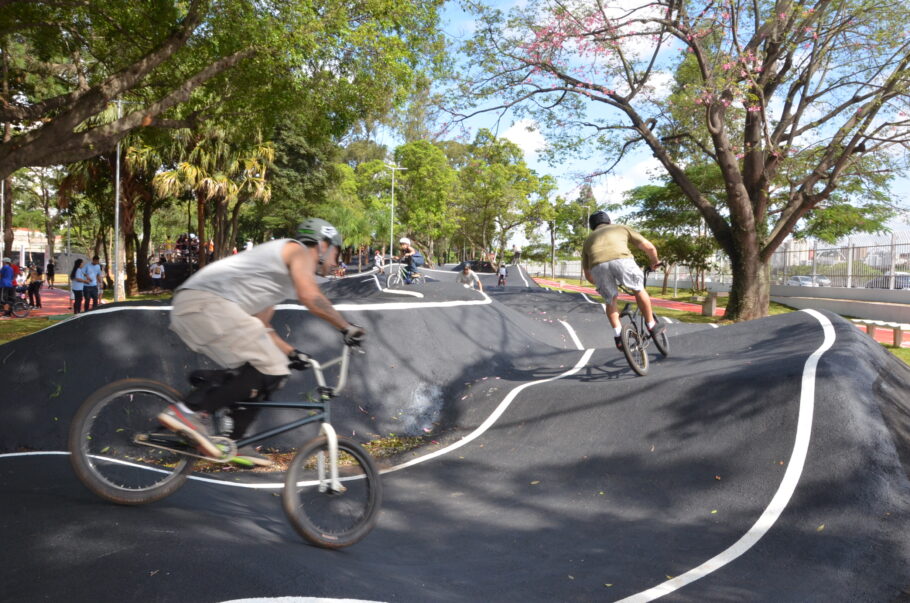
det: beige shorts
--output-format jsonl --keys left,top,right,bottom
{"left": 170, "top": 289, "right": 289, "bottom": 376}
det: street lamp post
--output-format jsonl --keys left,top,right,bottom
{"left": 114, "top": 100, "right": 124, "bottom": 301}
{"left": 386, "top": 162, "right": 406, "bottom": 259}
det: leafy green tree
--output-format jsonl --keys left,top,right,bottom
{"left": 456, "top": 0, "right": 910, "bottom": 319}
{"left": 394, "top": 140, "right": 458, "bottom": 260}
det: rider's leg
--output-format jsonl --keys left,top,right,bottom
{"left": 168, "top": 289, "right": 292, "bottom": 448}
{"left": 633, "top": 288, "right": 656, "bottom": 326}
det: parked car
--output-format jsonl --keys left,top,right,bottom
{"left": 786, "top": 275, "right": 817, "bottom": 287}
{"left": 814, "top": 275, "right": 831, "bottom": 287}
{"left": 864, "top": 273, "right": 910, "bottom": 289}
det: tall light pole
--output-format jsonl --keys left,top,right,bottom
{"left": 114, "top": 99, "right": 124, "bottom": 301}
{"left": 386, "top": 162, "right": 406, "bottom": 259}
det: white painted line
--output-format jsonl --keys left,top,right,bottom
{"left": 516, "top": 265, "right": 529, "bottom": 288}
{"left": 378, "top": 288, "right": 424, "bottom": 298}
{"left": 616, "top": 309, "right": 836, "bottom": 602}
{"left": 4, "top": 322, "right": 592, "bottom": 492}
{"left": 371, "top": 274, "right": 383, "bottom": 292}
{"left": 559, "top": 319, "right": 584, "bottom": 350}
{"left": 581, "top": 292, "right": 607, "bottom": 312}
{"left": 379, "top": 351, "right": 594, "bottom": 477}
{"left": 709, "top": 323, "right": 719, "bottom": 328}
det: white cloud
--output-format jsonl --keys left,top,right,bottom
{"left": 502, "top": 119, "right": 547, "bottom": 161}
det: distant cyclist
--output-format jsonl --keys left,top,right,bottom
{"left": 497, "top": 264, "right": 508, "bottom": 287}
{"left": 456, "top": 263, "right": 484, "bottom": 292}
{"left": 394, "top": 237, "right": 424, "bottom": 284}
{"left": 158, "top": 218, "right": 366, "bottom": 466}
{"left": 581, "top": 211, "right": 665, "bottom": 351}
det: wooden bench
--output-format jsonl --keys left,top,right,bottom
{"left": 701, "top": 291, "right": 729, "bottom": 316}
{"left": 851, "top": 319, "right": 909, "bottom": 346}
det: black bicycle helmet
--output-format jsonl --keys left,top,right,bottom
{"left": 589, "top": 210, "right": 612, "bottom": 230}
{"left": 296, "top": 218, "right": 343, "bottom": 248}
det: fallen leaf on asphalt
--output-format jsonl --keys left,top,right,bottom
{"left": 530, "top": 480, "right": 540, "bottom": 485}
{"left": 605, "top": 584, "right": 613, "bottom": 587}
{"left": 715, "top": 475, "right": 721, "bottom": 480}
{"left": 817, "top": 524, "right": 825, "bottom": 531}
{"left": 650, "top": 445, "right": 655, "bottom": 452}
{"left": 568, "top": 575, "right": 574, "bottom": 580}
{"left": 711, "top": 509, "right": 718, "bottom": 514}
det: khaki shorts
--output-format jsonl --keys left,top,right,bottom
{"left": 170, "top": 289, "right": 289, "bottom": 376}
{"left": 590, "top": 258, "right": 644, "bottom": 302}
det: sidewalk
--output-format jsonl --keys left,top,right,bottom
{"left": 533, "top": 277, "right": 727, "bottom": 316}
{"left": 1, "top": 285, "right": 74, "bottom": 320}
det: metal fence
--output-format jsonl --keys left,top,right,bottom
{"left": 525, "top": 230, "right": 910, "bottom": 291}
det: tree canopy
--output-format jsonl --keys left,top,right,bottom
{"left": 454, "top": 0, "right": 910, "bottom": 319}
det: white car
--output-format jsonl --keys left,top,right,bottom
{"left": 786, "top": 275, "right": 817, "bottom": 287}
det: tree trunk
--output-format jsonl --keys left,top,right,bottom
{"left": 549, "top": 224, "right": 556, "bottom": 278}
{"left": 136, "top": 198, "right": 154, "bottom": 291}
{"left": 196, "top": 191, "right": 207, "bottom": 268}
{"left": 726, "top": 253, "right": 770, "bottom": 321}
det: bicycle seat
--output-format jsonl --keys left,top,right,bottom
{"left": 189, "top": 368, "right": 239, "bottom": 387}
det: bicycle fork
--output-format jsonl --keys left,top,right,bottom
{"left": 317, "top": 422, "right": 345, "bottom": 494}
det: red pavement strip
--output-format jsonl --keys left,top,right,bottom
{"left": 533, "top": 277, "right": 909, "bottom": 348}
{"left": 3, "top": 279, "right": 906, "bottom": 349}
{"left": 534, "top": 276, "right": 726, "bottom": 316}
{"left": 0, "top": 285, "right": 96, "bottom": 320}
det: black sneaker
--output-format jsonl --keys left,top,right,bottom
{"left": 648, "top": 321, "right": 666, "bottom": 337}
{"left": 157, "top": 405, "right": 223, "bottom": 458}
{"left": 614, "top": 335, "right": 624, "bottom": 351}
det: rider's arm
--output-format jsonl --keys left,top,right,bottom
{"left": 475, "top": 273, "right": 483, "bottom": 291}
{"left": 253, "top": 306, "right": 295, "bottom": 355}
{"left": 283, "top": 241, "right": 352, "bottom": 333}
{"left": 634, "top": 238, "right": 661, "bottom": 271}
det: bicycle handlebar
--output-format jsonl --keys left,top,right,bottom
{"left": 295, "top": 344, "right": 359, "bottom": 396}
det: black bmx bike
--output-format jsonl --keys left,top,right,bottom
{"left": 68, "top": 345, "right": 381, "bottom": 549}
{"left": 0, "top": 287, "right": 30, "bottom": 318}
{"left": 617, "top": 266, "right": 670, "bottom": 376}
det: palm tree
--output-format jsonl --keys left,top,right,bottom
{"left": 154, "top": 129, "right": 273, "bottom": 267}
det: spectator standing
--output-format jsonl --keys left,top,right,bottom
{"left": 70, "top": 259, "right": 86, "bottom": 314}
{"left": 82, "top": 255, "right": 103, "bottom": 311}
{"left": 149, "top": 257, "right": 166, "bottom": 293}
{"left": 10, "top": 260, "right": 21, "bottom": 286}
{"left": 1, "top": 258, "right": 14, "bottom": 316}
{"left": 26, "top": 264, "right": 43, "bottom": 308}
{"left": 373, "top": 249, "right": 384, "bottom": 275}
{"left": 46, "top": 261, "right": 55, "bottom": 289}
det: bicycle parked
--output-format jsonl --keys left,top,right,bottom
{"left": 0, "top": 287, "right": 30, "bottom": 318}
{"left": 386, "top": 262, "right": 426, "bottom": 288}
{"left": 68, "top": 344, "right": 382, "bottom": 549}
{"left": 616, "top": 266, "right": 670, "bottom": 376}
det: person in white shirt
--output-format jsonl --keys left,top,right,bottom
{"left": 373, "top": 249, "right": 384, "bottom": 275}
{"left": 456, "top": 264, "right": 483, "bottom": 291}
{"left": 82, "top": 255, "right": 104, "bottom": 311}
{"left": 149, "top": 257, "right": 166, "bottom": 293}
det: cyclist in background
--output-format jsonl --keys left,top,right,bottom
{"left": 497, "top": 263, "right": 508, "bottom": 287}
{"left": 581, "top": 211, "right": 665, "bottom": 351}
{"left": 158, "top": 218, "right": 366, "bottom": 466}
{"left": 456, "top": 263, "right": 484, "bottom": 292}
{"left": 394, "top": 237, "right": 424, "bottom": 284}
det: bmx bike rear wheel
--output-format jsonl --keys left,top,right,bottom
{"left": 68, "top": 379, "right": 196, "bottom": 505}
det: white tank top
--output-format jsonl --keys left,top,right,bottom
{"left": 177, "top": 238, "right": 300, "bottom": 314}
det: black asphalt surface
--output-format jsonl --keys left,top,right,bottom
{"left": 2, "top": 271, "right": 909, "bottom": 602}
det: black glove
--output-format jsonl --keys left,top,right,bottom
{"left": 287, "top": 349, "right": 310, "bottom": 371}
{"left": 341, "top": 324, "right": 366, "bottom": 347}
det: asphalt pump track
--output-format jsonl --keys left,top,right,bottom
{"left": 1, "top": 266, "right": 909, "bottom": 602}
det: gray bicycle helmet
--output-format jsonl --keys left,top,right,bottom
{"left": 296, "top": 218, "right": 343, "bottom": 248}
{"left": 589, "top": 210, "right": 612, "bottom": 230}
